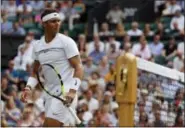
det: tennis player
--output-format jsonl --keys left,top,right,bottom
{"left": 21, "top": 8, "right": 84, "bottom": 127}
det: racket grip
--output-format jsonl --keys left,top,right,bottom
{"left": 68, "top": 107, "right": 81, "bottom": 125}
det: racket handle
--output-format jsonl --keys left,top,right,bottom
{"left": 68, "top": 107, "right": 81, "bottom": 125}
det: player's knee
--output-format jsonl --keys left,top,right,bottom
{"left": 43, "top": 117, "right": 64, "bottom": 127}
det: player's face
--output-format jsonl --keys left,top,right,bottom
{"left": 45, "top": 18, "right": 61, "bottom": 34}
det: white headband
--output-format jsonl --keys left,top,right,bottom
{"left": 42, "top": 12, "right": 61, "bottom": 22}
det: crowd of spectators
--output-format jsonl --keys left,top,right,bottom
{"left": 1, "top": 0, "right": 184, "bottom": 127}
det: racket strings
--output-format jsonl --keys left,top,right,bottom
{"left": 38, "top": 65, "right": 62, "bottom": 96}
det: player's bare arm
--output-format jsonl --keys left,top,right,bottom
{"left": 31, "top": 60, "right": 40, "bottom": 78}
{"left": 65, "top": 55, "right": 84, "bottom": 103}
{"left": 69, "top": 55, "right": 84, "bottom": 80}
{"left": 21, "top": 60, "right": 40, "bottom": 102}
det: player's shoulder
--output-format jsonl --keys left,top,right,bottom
{"left": 32, "top": 37, "right": 45, "bottom": 50}
{"left": 57, "top": 33, "right": 76, "bottom": 44}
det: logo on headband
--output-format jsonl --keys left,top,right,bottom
{"left": 42, "top": 12, "right": 61, "bottom": 22}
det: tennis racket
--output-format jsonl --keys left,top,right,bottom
{"left": 36, "top": 63, "right": 81, "bottom": 125}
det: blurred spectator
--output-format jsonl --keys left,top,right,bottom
{"left": 174, "top": 114, "right": 184, "bottom": 127}
{"left": 104, "top": 63, "right": 116, "bottom": 84}
{"left": 17, "top": 0, "right": 33, "bottom": 15}
{"left": 120, "top": 34, "right": 132, "bottom": 50}
{"left": 89, "top": 42, "right": 105, "bottom": 65}
{"left": 17, "top": 107, "right": 35, "bottom": 126}
{"left": 1, "top": 14, "right": 13, "bottom": 34}
{"left": 102, "top": 91, "right": 118, "bottom": 114}
{"left": 107, "top": 43, "right": 120, "bottom": 64}
{"left": 87, "top": 71, "right": 106, "bottom": 95}
{"left": 106, "top": 5, "right": 125, "bottom": 29}
{"left": 111, "top": 102, "right": 119, "bottom": 124}
{"left": 180, "top": 63, "right": 184, "bottom": 72}
{"left": 60, "top": 1, "right": 77, "bottom": 21}
{"left": 100, "top": 103, "right": 115, "bottom": 126}
{"left": 132, "top": 35, "right": 151, "bottom": 60}
{"left": 79, "top": 102, "right": 93, "bottom": 125}
{"left": 8, "top": 22, "right": 26, "bottom": 36}
{"left": 137, "top": 112, "right": 149, "bottom": 126}
{"left": 170, "top": 9, "right": 184, "bottom": 33}
{"left": 73, "top": 0, "right": 86, "bottom": 14}
{"left": 83, "top": 57, "right": 97, "bottom": 79}
{"left": 79, "top": 90, "right": 99, "bottom": 114}
{"left": 162, "top": 0, "right": 182, "bottom": 16}
{"left": 149, "top": 35, "right": 164, "bottom": 57}
{"left": 153, "top": 110, "right": 166, "bottom": 126}
{"left": 77, "top": 34, "right": 88, "bottom": 63}
{"left": 6, "top": 85, "right": 24, "bottom": 111}
{"left": 154, "top": 1, "right": 166, "bottom": 17}
{"left": 161, "top": 80, "right": 184, "bottom": 100}
{"left": 17, "top": 35, "right": 34, "bottom": 59}
{"left": 99, "top": 22, "right": 113, "bottom": 36}
{"left": 55, "top": 1, "right": 62, "bottom": 11}
{"left": 134, "top": 101, "right": 145, "bottom": 125}
{"left": 1, "top": 0, "right": 17, "bottom": 17}
{"left": 167, "top": 104, "right": 176, "bottom": 126}
{"left": 29, "top": 0, "right": 44, "bottom": 13}
{"left": 34, "top": 11, "right": 42, "bottom": 24}
{"left": 1, "top": 113, "right": 8, "bottom": 127}
{"left": 162, "top": 36, "right": 177, "bottom": 61}
{"left": 97, "top": 56, "right": 109, "bottom": 77}
{"left": 1, "top": 98, "right": 5, "bottom": 112}
{"left": 88, "top": 118, "right": 97, "bottom": 127}
{"left": 44, "top": 1, "right": 57, "bottom": 9}
{"left": 27, "top": 31, "right": 37, "bottom": 43}
{"left": 155, "top": 22, "right": 167, "bottom": 38}
{"left": 105, "top": 35, "right": 120, "bottom": 54}
{"left": 13, "top": 45, "right": 33, "bottom": 71}
{"left": 141, "top": 89, "right": 153, "bottom": 114}
{"left": 122, "top": 42, "right": 131, "bottom": 53}
{"left": 177, "top": 1, "right": 184, "bottom": 11}
{"left": 17, "top": 63, "right": 32, "bottom": 82}
{"left": 87, "top": 34, "right": 105, "bottom": 55}
{"left": 1, "top": 76, "right": 11, "bottom": 101}
{"left": 173, "top": 51, "right": 184, "bottom": 71}
{"left": 5, "top": 97, "right": 21, "bottom": 126}
{"left": 127, "top": 21, "right": 143, "bottom": 36}
{"left": 114, "top": 23, "right": 125, "bottom": 36}
{"left": 148, "top": 100, "right": 161, "bottom": 124}
{"left": 174, "top": 89, "right": 184, "bottom": 110}
{"left": 32, "top": 112, "right": 45, "bottom": 127}
{"left": 147, "top": 84, "right": 155, "bottom": 102}
{"left": 159, "top": 98, "right": 168, "bottom": 124}
{"left": 93, "top": 109, "right": 103, "bottom": 126}
{"left": 177, "top": 40, "right": 184, "bottom": 55}
{"left": 143, "top": 24, "right": 154, "bottom": 36}
{"left": 4, "top": 60, "right": 19, "bottom": 84}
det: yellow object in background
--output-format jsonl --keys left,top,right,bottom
{"left": 115, "top": 52, "right": 137, "bottom": 127}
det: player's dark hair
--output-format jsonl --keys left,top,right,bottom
{"left": 41, "top": 8, "right": 58, "bottom": 20}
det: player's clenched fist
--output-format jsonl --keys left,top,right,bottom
{"left": 21, "top": 87, "right": 32, "bottom": 103}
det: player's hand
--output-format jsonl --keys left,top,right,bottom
{"left": 20, "top": 87, "right": 31, "bottom": 103}
{"left": 64, "top": 89, "right": 76, "bottom": 107}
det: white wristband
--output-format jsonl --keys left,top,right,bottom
{"left": 70, "top": 78, "right": 81, "bottom": 91}
{"left": 27, "top": 77, "right": 38, "bottom": 89}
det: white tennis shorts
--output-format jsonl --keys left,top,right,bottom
{"left": 43, "top": 92, "right": 78, "bottom": 126}
{"left": 41, "top": 80, "right": 79, "bottom": 126}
